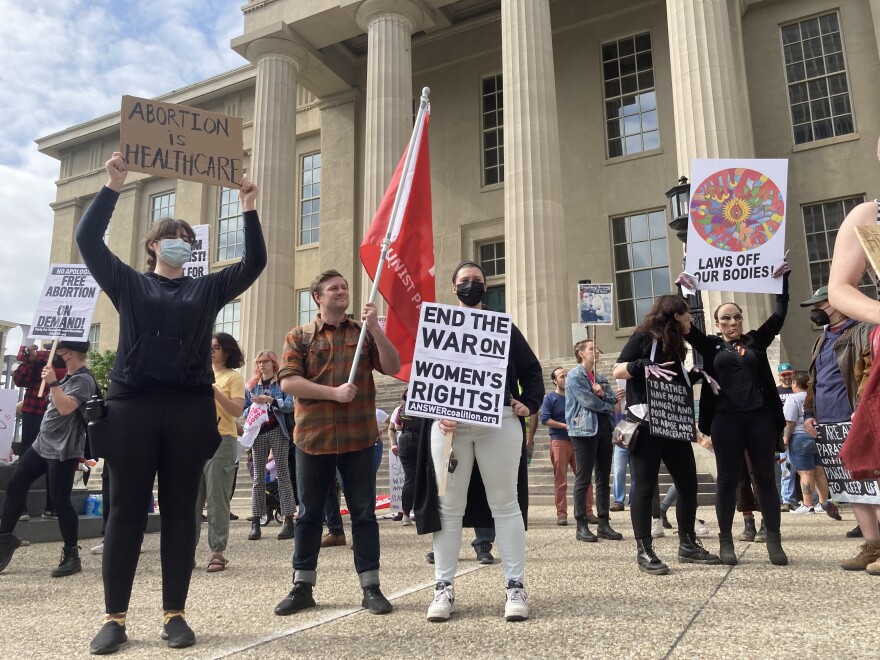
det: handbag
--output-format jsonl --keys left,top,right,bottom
{"left": 612, "top": 417, "right": 641, "bottom": 450}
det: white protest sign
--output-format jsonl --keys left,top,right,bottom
{"left": 578, "top": 283, "right": 612, "bottom": 325}
{"left": 685, "top": 159, "right": 788, "bottom": 294}
{"left": 405, "top": 302, "right": 511, "bottom": 428}
{"left": 388, "top": 444, "right": 404, "bottom": 513}
{"left": 0, "top": 389, "right": 17, "bottom": 462}
{"left": 29, "top": 264, "right": 100, "bottom": 340}
{"left": 182, "top": 224, "right": 210, "bottom": 278}
{"left": 816, "top": 423, "right": 880, "bottom": 505}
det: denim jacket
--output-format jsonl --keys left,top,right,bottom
{"left": 245, "top": 380, "right": 295, "bottom": 438}
{"left": 565, "top": 364, "right": 616, "bottom": 437}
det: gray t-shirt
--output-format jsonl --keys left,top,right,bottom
{"left": 782, "top": 390, "right": 807, "bottom": 435}
{"left": 33, "top": 368, "right": 96, "bottom": 462}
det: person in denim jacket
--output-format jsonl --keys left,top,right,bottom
{"left": 565, "top": 339, "right": 623, "bottom": 543}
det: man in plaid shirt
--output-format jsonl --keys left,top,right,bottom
{"left": 273, "top": 269, "right": 400, "bottom": 619}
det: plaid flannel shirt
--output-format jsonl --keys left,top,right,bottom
{"left": 13, "top": 349, "right": 64, "bottom": 416}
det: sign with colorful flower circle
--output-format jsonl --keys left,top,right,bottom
{"left": 690, "top": 168, "right": 784, "bottom": 252}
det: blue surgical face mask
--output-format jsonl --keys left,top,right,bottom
{"left": 158, "top": 238, "right": 192, "bottom": 268}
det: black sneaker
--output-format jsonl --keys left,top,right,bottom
{"left": 846, "top": 525, "right": 864, "bottom": 538}
{"left": 823, "top": 500, "right": 842, "bottom": 521}
{"left": 660, "top": 512, "right": 673, "bottom": 529}
{"left": 391, "top": 512, "right": 403, "bottom": 521}
{"left": 229, "top": 513, "right": 239, "bottom": 521}
{"left": 41, "top": 510, "right": 58, "bottom": 520}
{"left": 362, "top": 585, "right": 393, "bottom": 614}
{"left": 475, "top": 544, "right": 494, "bottom": 564}
{"left": 0, "top": 533, "right": 22, "bottom": 573}
{"left": 160, "top": 614, "right": 195, "bottom": 648}
{"left": 274, "top": 582, "right": 316, "bottom": 616}
{"left": 89, "top": 621, "right": 127, "bottom": 655}
{"left": 426, "top": 551, "right": 435, "bottom": 565}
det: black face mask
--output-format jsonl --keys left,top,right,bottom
{"left": 52, "top": 354, "right": 67, "bottom": 369}
{"left": 455, "top": 280, "right": 486, "bottom": 307}
{"left": 810, "top": 308, "right": 831, "bottom": 327}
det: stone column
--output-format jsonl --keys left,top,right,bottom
{"left": 501, "top": 0, "right": 570, "bottom": 359}
{"left": 239, "top": 35, "right": 307, "bottom": 359}
{"left": 355, "top": 0, "right": 423, "bottom": 310}
{"left": 666, "top": 0, "right": 770, "bottom": 326}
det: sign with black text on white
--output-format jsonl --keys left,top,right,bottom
{"left": 29, "top": 264, "right": 101, "bottom": 340}
{"left": 646, "top": 374, "right": 695, "bottom": 442}
{"left": 182, "top": 224, "right": 210, "bottom": 278}
{"left": 816, "top": 423, "right": 880, "bottom": 504}
{"left": 405, "top": 302, "right": 511, "bottom": 428}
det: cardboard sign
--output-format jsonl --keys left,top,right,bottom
{"left": 579, "top": 283, "right": 612, "bottom": 325}
{"left": 0, "top": 389, "right": 17, "bottom": 462}
{"left": 855, "top": 224, "right": 880, "bottom": 283}
{"left": 182, "top": 224, "right": 210, "bottom": 278}
{"left": 29, "top": 265, "right": 100, "bottom": 340}
{"left": 120, "top": 95, "right": 244, "bottom": 188}
{"left": 816, "top": 423, "right": 880, "bottom": 504}
{"left": 647, "top": 374, "right": 695, "bottom": 442}
{"left": 405, "top": 302, "right": 511, "bottom": 428}
{"left": 388, "top": 442, "right": 405, "bottom": 513}
{"left": 685, "top": 159, "right": 788, "bottom": 294}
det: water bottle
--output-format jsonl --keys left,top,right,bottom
{"left": 85, "top": 494, "right": 97, "bottom": 517}
{"left": 95, "top": 494, "right": 103, "bottom": 517}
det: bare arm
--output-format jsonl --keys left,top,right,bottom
{"left": 213, "top": 386, "right": 245, "bottom": 417}
{"left": 828, "top": 201, "right": 880, "bottom": 324}
{"left": 612, "top": 362, "right": 630, "bottom": 380}
{"left": 783, "top": 420, "right": 795, "bottom": 446}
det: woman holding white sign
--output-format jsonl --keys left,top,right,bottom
{"left": 613, "top": 296, "right": 721, "bottom": 574}
{"left": 417, "top": 261, "right": 543, "bottom": 624}
{"left": 75, "top": 152, "right": 266, "bottom": 654}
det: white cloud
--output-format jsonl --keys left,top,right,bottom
{"left": 0, "top": 0, "right": 245, "bottom": 355}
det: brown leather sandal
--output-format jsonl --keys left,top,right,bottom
{"left": 206, "top": 554, "right": 228, "bottom": 572}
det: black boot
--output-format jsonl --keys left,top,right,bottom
{"left": 248, "top": 520, "right": 261, "bottom": 541}
{"left": 718, "top": 532, "right": 737, "bottom": 566}
{"left": 678, "top": 532, "right": 721, "bottom": 564}
{"left": 754, "top": 519, "right": 767, "bottom": 543}
{"left": 0, "top": 532, "right": 22, "bottom": 573}
{"left": 576, "top": 519, "right": 597, "bottom": 542}
{"left": 636, "top": 538, "right": 669, "bottom": 575}
{"left": 596, "top": 516, "right": 623, "bottom": 540}
{"left": 738, "top": 516, "right": 756, "bottom": 542}
{"left": 52, "top": 545, "right": 82, "bottom": 577}
{"left": 766, "top": 531, "right": 789, "bottom": 566}
{"left": 276, "top": 516, "right": 294, "bottom": 540}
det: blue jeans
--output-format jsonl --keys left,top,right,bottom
{"left": 374, "top": 439, "right": 383, "bottom": 475}
{"left": 294, "top": 444, "right": 380, "bottom": 587}
{"left": 612, "top": 445, "right": 635, "bottom": 505}
{"left": 323, "top": 471, "right": 345, "bottom": 536}
{"left": 779, "top": 452, "right": 797, "bottom": 505}
{"left": 472, "top": 527, "right": 495, "bottom": 549}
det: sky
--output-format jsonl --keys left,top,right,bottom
{"left": 0, "top": 0, "right": 247, "bottom": 355}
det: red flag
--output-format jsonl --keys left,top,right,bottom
{"left": 360, "top": 107, "right": 435, "bottom": 381}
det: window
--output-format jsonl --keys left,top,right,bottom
{"left": 602, "top": 32, "right": 659, "bottom": 158}
{"left": 803, "top": 197, "right": 876, "bottom": 295}
{"left": 612, "top": 210, "right": 671, "bottom": 327}
{"left": 300, "top": 153, "right": 321, "bottom": 245}
{"left": 298, "top": 289, "right": 318, "bottom": 326}
{"left": 214, "top": 300, "right": 240, "bottom": 340}
{"left": 781, "top": 12, "right": 854, "bottom": 145}
{"left": 151, "top": 191, "right": 175, "bottom": 221}
{"left": 88, "top": 324, "right": 100, "bottom": 353}
{"left": 217, "top": 187, "right": 243, "bottom": 261}
{"left": 478, "top": 240, "right": 505, "bottom": 277}
{"left": 478, "top": 239, "right": 506, "bottom": 312}
{"left": 481, "top": 74, "right": 504, "bottom": 186}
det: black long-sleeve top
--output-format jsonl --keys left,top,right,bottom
{"left": 75, "top": 186, "right": 267, "bottom": 391}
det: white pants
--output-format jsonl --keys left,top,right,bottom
{"left": 430, "top": 409, "right": 526, "bottom": 586}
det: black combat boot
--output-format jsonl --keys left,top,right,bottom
{"left": 52, "top": 545, "right": 82, "bottom": 577}
{"left": 636, "top": 538, "right": 669, "bottom": 575}
{"left": 718, "top": 532, "right": 737, "bottom": 566}
{"left": 576, "top": 519, "right": 597, "bottom": 542}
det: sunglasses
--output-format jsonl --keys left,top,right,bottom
{"left": 210, "top": 345, "right": 223, "bottom": 352}
{"left": 719, "top": 314, "right": 743, "bottom": 322}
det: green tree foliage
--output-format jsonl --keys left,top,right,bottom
{"left": 88, "top": 350, "right": 115, "bottom": 391}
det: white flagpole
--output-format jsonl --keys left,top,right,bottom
{"left": 348, "top": 87, "right": 431, "bottom": 384}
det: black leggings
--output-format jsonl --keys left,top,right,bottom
{"left": 398, "top": 431, "right": 418, "bottom": 514}
{"left": 572, "top": 416, "right": 613, "bottom": 520}
{"left": 101, "top": 389, "right": 218, "bottom": 613}
{"left": 712, "top": 408, "right": 781, "bottom": 534}
{"left": 630, "top": 433, "right": 698, "bottom": 539}
{"left": 0, "top": 447, "right": 78, "bottom": 546}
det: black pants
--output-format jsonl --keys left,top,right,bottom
{"left": 630, "top": 433, "right": 698, "bottom": 539}
{"left": 19, "top": 412, "right": 54, "bottom": 512}
{"left": 712, "top": 408, "right": 781, "bottom": 535}
{"left": 0, "top": 447, "right": 78, "bottom": 546}
{"left": 572, "top": 415, "right": 613, "bottom": 521}
{"left": 397, "top": 431, "right": 418, "bottom": 514}
{"left": 100, "top": 389, "right": 217, "bottom": 613}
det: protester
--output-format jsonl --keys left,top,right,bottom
{"left": 195, "top": 333, "right": 246, "bottom": 572}
{"left": 245, "top": 350, "right": 296, "bottom": 542}
{"left": 75, "top": 152, "right": 266, "bottom": 654}
{"left": 565, "top": 339, "right": 622, "bottom": 543}
{"left": 0, "top": 341, "right": 96, "bottom": 576}
{"left": 391, "top": 391, "right": 420, "bottom": 527}
{"left": 613, "top": 295, "right": 720, "bottom": 574}
{"left": 540, "top": 367, "right": 576, "bottom": 526}
{"left": 684, "top": 267, "right": 791, "bottom": 566}
{"left": 777, "top": 363, "right": 800, "bottom": 510}
{"left": 273, "top": 270, "right": 400, "bottom": 617}
{"left": 414, "top": 260, "right": 543, "bottom": 623}
{"left": 825, "top": 190, "right": 880, "bottom": 572}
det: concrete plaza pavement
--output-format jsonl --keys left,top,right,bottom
{"left": 2, "top": 505, "right": 877, "bottom": 659}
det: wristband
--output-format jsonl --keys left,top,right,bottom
{"left": 49, "top": 381, "right": 62, "bottom": 388}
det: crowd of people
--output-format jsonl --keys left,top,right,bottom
{"left": 1, "top": 148, "right": 879, "bottom": 655}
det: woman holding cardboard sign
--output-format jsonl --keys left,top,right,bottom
{"left": 75, "top": 152, "right": 266, "bottom": 654}
{"left": 613, "top": 295, "right": 721, "bottom": 575}
{"left": 683, "top": 266, "right": 791, "bottom": 567}
{"left": 414, "top": 261, "right": 543, "bottom": 624}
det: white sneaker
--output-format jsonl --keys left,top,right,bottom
{"left": 91, "top": 542, "right": 104, "bottom": 555}
{"left": 814, "top": 503, "right": 825, "bottom": 513}
{"left": 694, "top": 519, "right": 711, "bottom": 537}
{"left": 401, "top": 514, "right": 412, "bottom": 527}
{"left": 504, "top": 580, "right": 529, "bottom": 622}
{"left": 427, "top": 582, "right": 456, "bottom": 622}
{"left": 793, "top": 504, "right": 814, "bottom": 514}
{"left": 651, "top": 518, "right": 666, "bottom": 538}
